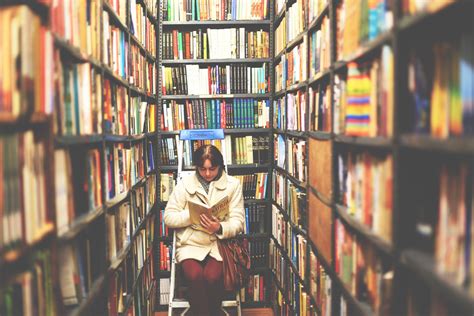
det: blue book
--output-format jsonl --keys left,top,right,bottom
{"left": 460, "top": 33, "right": 474, "bottom": 134}
{"left": 245, "top": 207, "right": 249, "bottom": 234}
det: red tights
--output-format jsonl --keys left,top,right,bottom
{"left": 181, "top": 256, "right": 223, "bottom": 316}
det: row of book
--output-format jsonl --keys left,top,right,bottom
{"left": 337, "top": 0, "right": 393, "bottom": 61}
{"left": 159, "top": 210, "right": 171, "bottom": 237}
{"left": 408, "top": 35, "right": 474, "bottom": 137}
{"left": 163, "top": 28, "right": 269, "bottom": 60}
{"left": 287, "top": 90, "right": 307, "bottom": 131}
{"left": 108, "top": 240, "right": 155, "bottom": 314}
{"left": 435, "top": 163, "right": 473, "bottom": 289}
{"left": 161, "top": 64, "right": 269, "bottom": 95}
{"left": 51, "top": 0, "right": 102, "bottom": 60}
{"left": 310, "top": 82, "right": 331, "bottom": 132}
{"left": 102, "top": 16, "right": 128, "bottom": 79}
{"left": 307, "top": 0, "right": 329, "bottom": 23}
{"left": 160, "top": 173, "right": 176, "bottom": 202}
{"left": 287, "top": 138, "right": 307, "bottom": 183}
{"left": 240, "top": 274, "right": 266, "bottom": 303}
{"left": 54, "top": 148, "right": 102, "bottom": 235}
{"left": 273, "top": 97, "right": 286, "bottom": 130}
{"left": 286, "top": 38, "right": 308, "bottom": 88}
{"left": 107, "top": 0, "right": 127, "bottom": 24}
{"left": 274, "top": 134, "right": 286, "bottom": 169}
{"left": 161, "top": 98, "right": 270, "bottom": 131}
{"left": 275, "top": 17, "right": 286, "bottom": 56}
{"left": 275, "top": 84, "right": 331, "bottom": 133}
{"left": 287, "top": 184, "right": 307, "bottom": 229}
{"left": 335, "top": 219, "right": 394, "bottom": 313}
{"left": 270, "top": 239, "right": 311, "bottom": 315}
{"left": 159, "top": 135, "right": 270, "bottom": 166}
{"left": 272, "top": 170, "right": 285, "bottom": 211}
{"left": 1, "top": 132, "right": 51, "bottom": 250}
{"left": 106, "top": 179, "right": 156, "bottom": 264}
{"left": 159, "top": 242, "right": 171, "bottom": 271}
{"left": 225, "top": 135, "right": 271, "bottom": 165}
{"left": 130, "top": 1, "right": 157, "bottom": 55}
{"left": 130, "top": 44, "right": 157, "bottom": 94}
{"left": 309, "top": 15, "right": 331, "bottom": 77}
{"left": 308, "top": 249, "right": 332, "bottom": 316}
{"left": 287, "top": 0, "right": 306, "bottom": 44}
{"left": 233, "top": 173, "right": 269, "bottom": 200}
{"left": 244, "top": 204, "right": 267, "bottom": 234}
{"left": 402, "top": 0, "right": 453, "bottom": 15}
{"left": 334, "top": 45, "right": 394, "bottom": 137}
{"left": 0, "top": 251, "right": 55, "bottom": 315}
{"left": 163, "top": 0, "right": 269, "bottom": 21}
{"left": 272, "top": 205, "right": 308, "bottom": 273}
{"left": 336, "top": 151, "right": 394, "bottom": 243}
{"left": 0, "top": 6, "right": 54, "bottom": 117}
{"left": 57, "top": 62, "right": 103, "bottom": 135}
{"left": 58, "top": 221, "right": 106, "bottom": 307}
{"left": 275, "top": 56, "right": 286, "bottom": 92}
{"left": 105, "top": 141, "right": 155, "bottom": 201}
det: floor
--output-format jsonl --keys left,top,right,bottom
{"left": 155, "top": 307, "right": 274, "bottom": 316}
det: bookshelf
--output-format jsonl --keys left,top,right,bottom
{"left": 156, "top": 0, "right": 274, "bottom": 310}
{"left": 0, "top": 0, "right": 159, "bottom": 315}
{"left": 270, "top": 0, "right": 473, "bottom": 316}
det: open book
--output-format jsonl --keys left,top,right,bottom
{"left": 188, "top": 196, "right": 229, "bottom": 233}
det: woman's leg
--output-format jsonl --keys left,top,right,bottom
{"left": 202, "top": 256, "right": 224, "bottom": 315}
{"left": 181, "top": 259, "right": 209, "bottom": 315}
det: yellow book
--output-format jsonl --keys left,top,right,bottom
{"left": 188, "top": 196, "right": 229, "bottom": 233}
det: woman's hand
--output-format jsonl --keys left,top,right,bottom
{"left": 200, "top": 214, "right": 221, "bottom": 234}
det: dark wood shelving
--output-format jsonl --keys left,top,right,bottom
{"left": 274, "top": 48, "right": 286, "bottom": 63}
{"left": 105, "top": 191, "right": 130, "bottom": 209}
{"left": 333, "top": 31, "right": 392, "bottom": 72}
{"left": 55, "top": 134, "right": 104, "bottom": 146}
{"left": 307, "top": 4, "right": 330, "bottom": 33}
{"left": 275, "top": 7, "right": 285, "bottom": 26}
{"left": 162, "top": 20, "right": 271, "bottom": 27}
{"left": 286, "top": 80, "right": 308, "bottom": 93}
{"left": 334, "top": 204, "right": 395, "bottom": 257}
{"left": 286, "top": 31, "right": 305, "bottom": 53}
{"left": 103, "top": 66, "right": 130, "bottom": 87}
{"left": 307, "top": 69, "right": 331, "bottom": 85}
{"left": 308, "top": 187, "right": 332, "bottom": 207}
{"left": 274, "top": 88, "right": 286, "bottom": 97}
{"left": 397, "top": 1, "right": 468, "bottom": 32}
{"left": 307, "top": 130, "right": 331, "bottom": 140}
{"left": 57, "top": 206, "right": 105, "bottom": 241}
{"left": 400, "top": 249, "right": 474, "bottom": 312}
{"left": 0, "top": 223, "right": 55, "bottom": 271}
{"left": 334, "top": 134, "right": 394, "bottom": 148}
{"left": 103, "top": 2, "right": 128, "bottom": 32}
{"left": 286, "top": 130, "right": 306, "bottom": 138}
{"left": 400, "top": 134, "right": 474, "bottom": 155}
{"left": 161, "top": 93, "right": 271, "bottom": 100}
{"left": 68, "top": 274, "right": 107, "bottom": 316}
{"left": 161, "top": 58, "right": 271, "bottom": 65}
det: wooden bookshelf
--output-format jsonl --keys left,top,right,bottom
{"left": 0, "top": 0, "right": 159, "bottom": 314}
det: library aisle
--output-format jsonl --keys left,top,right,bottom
{"left": 1, "top": 0, "right": 473, "bottom": 315}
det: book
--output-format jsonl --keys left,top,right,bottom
{"left": 188, "top": 196, "right": 229, "bottom": 233}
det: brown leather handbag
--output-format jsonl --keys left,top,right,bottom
{"left": 217, "top": 237, "right": 251, "bottom": 291}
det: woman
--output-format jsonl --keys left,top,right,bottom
{"left": 164, "top": 144, "right": 245, "bottom": 315}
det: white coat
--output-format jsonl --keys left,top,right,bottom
{"left": 163, "top": 171, "right": 245, "bottom": 262}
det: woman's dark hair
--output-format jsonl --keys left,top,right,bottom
{"left": 193, "top": 144, "right": 224, "bottom": 169}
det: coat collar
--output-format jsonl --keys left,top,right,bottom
{"left": 183, "top": 170, "right": 228, "bottom": 195}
